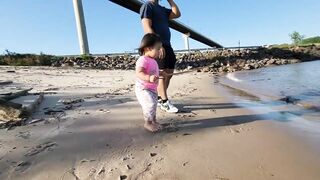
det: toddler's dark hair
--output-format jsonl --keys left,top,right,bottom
{"left": 138, "top": 33, "right": 162, "bottom": 55}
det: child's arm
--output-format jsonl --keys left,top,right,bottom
{"left": 136, "top": 67, "right": 158, "bottom": 83}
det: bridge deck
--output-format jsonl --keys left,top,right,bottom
{"left": 108, "top": 0, "right": 223, "bottom": 48}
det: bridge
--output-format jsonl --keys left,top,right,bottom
{"left": 108, "top": 0, "right": 223, "bottom": 48}
{"left": 72, "top": 0, "right": 223, "bottom": 54}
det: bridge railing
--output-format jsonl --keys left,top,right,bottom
{"left": 59, "top": 45, "right": 262, "bottom": 57}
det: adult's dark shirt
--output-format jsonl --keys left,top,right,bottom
{"left": 140, "top": 1, "right": 172, "bottom": 45}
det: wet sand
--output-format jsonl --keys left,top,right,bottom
{"left": 0, "top": 66, "right": 320, "bottom": 180}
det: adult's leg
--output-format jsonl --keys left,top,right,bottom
{"left": 159, "top": 67, "right": 178, "bottom": 113}
{"left": 158, "top": 68, "right": 173, "bottom": 100}
{"left": 164, "top": 68, "right": 174, "bottom": 93}
{"left": 158, "top": 44, "right": 178, "bottom": 112}
{"left": 158, "top": 44, "right": 176, "bottom": 100}
{"left": 157, "top": 70, "right": 168, "bottom": 100}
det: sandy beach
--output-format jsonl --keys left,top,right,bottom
{"left": 0, "top": 66, "right": 320, "bottom": 180}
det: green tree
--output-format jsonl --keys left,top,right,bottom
{"left": 289, "top": 31, "right": 305, "bottom": 44}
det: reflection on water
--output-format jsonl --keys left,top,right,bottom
{"left": 221, "top": 60, "right": 320, "bottom": 109}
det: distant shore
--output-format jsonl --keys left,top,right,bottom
{"left": 1, "top": 45, "right": 320, "bottom": 74}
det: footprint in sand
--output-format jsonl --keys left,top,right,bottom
{"left": 182, "top": 133, "right": 192, "bottom": 136}
{"left": 15, "top": 161, "right": 31, "bottom": 172}
{"left": 213, "top": 176, "right": 230, "bottom": 180}
{"left": 150, "top": 153, "right": 157, "bottom": 157}
{"left": 126, "top": 165, "right": 132, "bottom": 170}
{"left": 24, "top": 142, "right": 57, "bottom": 157}
{"left": 99, "top": 109, "right": 111, "bottom": 113}
{"left": 210, "top": 109, "right": 217, "bottom": 113}
{"left": 162, "top": 123, "right": 179, "bottom": 133}
{"left": 98, "top": 166, "right": 106, "bottom": 175}
{"left": 93, "top": 166, "right": 107, "bottom": 179}
{"left": 16, "top": 131, "right": 31, "bottom": 139}
{"left": 88, "top": 168, "right": 97, "bottom": 177}
{"left": 80, "top": 159, "right": 96, "bottom": 164}
{"left": 120, "top": 175, "right": 127, "bottom": 180}
{"left": 182, "top": 161, "right": 189, "bottom": 166}
{"left": 228, "top": 126, "right": 253, "bottom": 134}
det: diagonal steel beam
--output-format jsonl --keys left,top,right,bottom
{"left": 108, "top": 0, "right": 223, "bottom": 48}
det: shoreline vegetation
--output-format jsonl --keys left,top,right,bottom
{"left": 1, "top": 44, "right": 320, "bottom": 74}
{"left": 1, "top": 32, "right": 319, "bottom": 71}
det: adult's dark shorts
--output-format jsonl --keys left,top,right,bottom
{"left": 157, "top": 44, "right": 177, "bottom": 70}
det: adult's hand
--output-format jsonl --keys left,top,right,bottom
{"left": 158, "top": 70, "right": 170, "bottom": 79}
{"left": 167, "top": 0, "right": 181, "bottom": 19}
{"left": 159, "top": 46, "right": 166, "bottom": 59}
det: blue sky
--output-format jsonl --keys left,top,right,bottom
{"left": 0, "top": 0, "right": 319, "bottom": 55}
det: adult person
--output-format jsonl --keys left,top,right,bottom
{"left": 140, "top": 0, "right": 181, "bottom": 113}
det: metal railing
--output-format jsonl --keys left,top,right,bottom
{"left": 59, "top": 45, "right": 262, "bottom": 57}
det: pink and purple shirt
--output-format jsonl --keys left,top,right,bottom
{"left": 135, "top": 56, "right": 159, "bottom": 92}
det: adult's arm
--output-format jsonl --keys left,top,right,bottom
{"left": 141, "top": 18, "right": 154, "bottom": 34}
{"left": 140, "top": 3, "right": 154, "bottom": 34}
{"left": 167, "top": 0, "right": 181, "bottom": 19}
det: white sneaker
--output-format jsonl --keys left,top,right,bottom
{"left": 160, "top": 100, "right": 179, "bottom": 113}
{"left": 157, "top": 99, "right": 162, "bottom": 107}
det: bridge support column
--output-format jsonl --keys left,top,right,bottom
{"left": 183, "top": 32, "right": 191, "bottom": 53}
{"left": 73, "top": 0, "right": 90, "bottom": 55}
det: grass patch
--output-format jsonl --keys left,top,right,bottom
{"left": 0, "top": 50, "right": 62, "bottom": 66}
{"left": 300, "top": 36, "right": 320, "bottom": 45}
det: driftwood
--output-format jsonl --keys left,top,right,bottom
{"left": 0, "top": 88, "right": 33, "bottom": 101}
{"left": 0, "top": 98, "right": 22, "bottom": 109}
{"left": 0, "top": 119, "right": 26, "bottom": 130}
{"left": 0, "top": 80, "right": 13, "bottom": 86}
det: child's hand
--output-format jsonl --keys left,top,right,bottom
{"left": 149, "top": 75, "right": 158, "bottom": 83}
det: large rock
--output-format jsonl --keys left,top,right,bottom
{"left": 266, "top": 59, "right": 276, "bottom": 65}
{"left": 50, "top": 45, "right": 320, "bottom": 73}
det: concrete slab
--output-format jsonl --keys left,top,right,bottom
{"left": 10, "top": 93, "right": 44, "bottom": 116}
